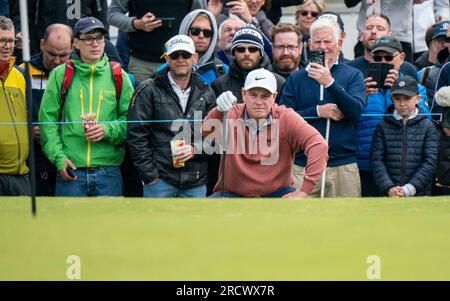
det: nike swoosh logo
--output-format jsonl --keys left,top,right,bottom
{"left": 254, "top": 77, "right": 266, "bottom": 81}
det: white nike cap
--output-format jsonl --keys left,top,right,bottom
{"left": 244, "top": 68, "right": 277, "bottom": 94}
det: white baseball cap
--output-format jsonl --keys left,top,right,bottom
{"left": 164, "top": 34, "right": 196, "bottom": 56}
{"left": 244, "top": 69, "right": 277, "bottom": 94}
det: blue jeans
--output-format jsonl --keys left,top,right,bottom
{"left": 143, "top": 178, "right": 206, "bottom": 198}
{"left": 55, "top": 166, "right": 123, "bottom": 197}
{"left": 209, "top": 186, "right": 296, "bottom": 198}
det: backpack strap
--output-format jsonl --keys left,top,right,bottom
{"left": 419, "top": 66, "right": 432, "bottom": 85}
{"left": 61, "top": 60, "right": 75, "bottom": 109}
{"left": 60, "top": 60, "right": 123, "bottom": 118}
{"left": 110, "top": 61, "right": 123, "bottom": 101}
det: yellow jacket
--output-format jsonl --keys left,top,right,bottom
{"left": 0, "top": 57, "right": 29, "bottom": 175}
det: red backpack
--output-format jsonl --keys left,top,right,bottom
{"left": 60, "top": 60, "right": 123, "bottom": 108}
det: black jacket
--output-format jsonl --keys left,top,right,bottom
{"left": 11, "top": 0, "right": 109, "bottom": 55}
{"left": 211, "top": 55, "right": 285, "bottom": 102}
{"left": 126, "top": 68, "right": 216, "bottom": 189}
{"left": 437, "top": 133, "right": 450, "bottom": 186}
{"left": 27, "top": 53, "right": 55, "bottom": 173}
{"left": 414, "top": 51, "right": 434, "bottom": 71}
{"left": 371, "top": 106, "right": 439, "bottom": 196}
{"left": 266, "top": 0, "right": 304, "bottom": 24}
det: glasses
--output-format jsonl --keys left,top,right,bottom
{"left": 373, "top": 53, "right": 399, "bottom": 62}
{"left": 189, "top": 27, "right": 213, "bottom": 38}
{"left": 77, "top": 35, "right": 105, "bottom": 45}
{"left": 168, "top": 51, "right": 193, "bottom": 60}
{"left": 445, "top": 37, "right": 450, "bottom": 43}
{"left": 234, "top": 46, "right": 260, "bottom": 53}
{"left": 0, "top": 39, "right": 16, "bottom": 47}
{"left": 300, "top": 10, "right": 319, "bottom": 18}
{"left": 273, "top": 44, "right": 299, "bottom": 52}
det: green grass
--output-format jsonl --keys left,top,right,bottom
{"left": 1, "top": 197, "right": 450, "bottom": 280}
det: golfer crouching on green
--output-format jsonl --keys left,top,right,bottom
{"left": 203, "top": 68, "right": 328, "bottom": 198}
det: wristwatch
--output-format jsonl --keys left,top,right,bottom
{"left": 250, "top": 17, "right": 259, "bottom": 27}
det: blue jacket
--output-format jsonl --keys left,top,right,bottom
{"left": 357, "top": 78, "right": 431, "bottom": 172}
{"left": 279, "top": 63, "right": 366, "bottom": 167}
{"left": 371, "top": 107, "right": 438, "bottom": 196}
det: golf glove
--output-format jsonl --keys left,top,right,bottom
{"left": 216, "top": 91, "right": 237, "bottom": 112}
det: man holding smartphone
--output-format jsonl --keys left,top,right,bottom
{"left": 357, "top": 36, "right": 431, "bottom": 196}
{"left": 279, "top": 18, "right": 366, "bottom": 198}
{"left": 108, "top": 0, "right": 207, "bottom": 83}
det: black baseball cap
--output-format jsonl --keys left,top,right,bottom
{"left": 391, "top": 76, "right": 419, "bottom": 97}
{"left": 74, "top": 17, "right": 107, "bottom": 37}
{"left": 432, "top": 20, "right": 450, "bottom": 40}
{"left": 318, "top": 11, "right": 344, "bottom": 32}
{"left": 371, "top": 36, "right": 403, "bottom": 54}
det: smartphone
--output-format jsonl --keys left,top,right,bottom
{"left": 367, "top": 62, "right": 394, "bottom": 89}
{"left": 310, "top": 50, "right": 325, "bottom": 66}
{"left": 66, "top": 167, "right": 75, "bottom": 178}
{"left": 222, "top": 0, "right": 234, "bottom": 14}
{"left": 155, "top": 17, "right": 175, "bottom": 29}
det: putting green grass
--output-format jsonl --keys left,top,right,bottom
{"left": 1, "top": 197, "right": 450, "bottom": 280}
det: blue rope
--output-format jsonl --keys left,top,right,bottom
{"left": 0, "top": 113, "right": 443, "bottom": 125}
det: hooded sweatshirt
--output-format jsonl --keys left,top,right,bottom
{"left": 39, "top": 53, "right": 134, "bottom": 171}
{"left": 157, "top": 9, "right": 229, "bottom": 85}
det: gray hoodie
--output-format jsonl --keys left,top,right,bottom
{"left": 354, "top": 0, "right": 413, "bottom": 43}
{"left": 178, "top": 9, "right": 218, "bottom": 68}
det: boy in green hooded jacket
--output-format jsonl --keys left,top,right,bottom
{"left": 39, "top": 17, "right": 134, "bottom": 197}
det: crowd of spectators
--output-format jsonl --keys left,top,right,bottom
{"left": 1, "top": 0, "right": 450, "bottom": 198}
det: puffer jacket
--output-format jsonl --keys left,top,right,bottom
{"left": 126, "top": 68, "right": 216, "bottom": 188}
{"left": 211, "top": 55, "right": 285, "bottom": 102}
{"left": 437, "top": 133, "right": 450, "bottom": 186}
{"left": 357, "top": 80, "right": 431, "bottom": 172}
{"left": 371, "top": 106, "right": 439, "bottom": 196}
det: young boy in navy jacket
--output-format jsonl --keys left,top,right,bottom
{"left": 371, "top": 76, "right": 439, "bottom": 197}
{"left": 434, "top": 86, "right": 450, "bottom": 195}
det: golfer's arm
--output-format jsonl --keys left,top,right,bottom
{"left": 202, "top": 108, "right": 224, "bottom": 137}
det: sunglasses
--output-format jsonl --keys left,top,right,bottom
{"left": 446, "top": 37, "right": 450, "bottom": 43}
{"left": 189, "top": 27, "right": 213, "bottom": 38}
{"left": 300, "top": 10, "right": 319, "bottom": 18}
{"left": 373, "top": 53, "right": 399, "bottom": 62}
{"left": 168, "top": 51, "right": 193, "bottom": 60}
{"left": 234, "top": 46, "right": 260, "bottom": 53}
